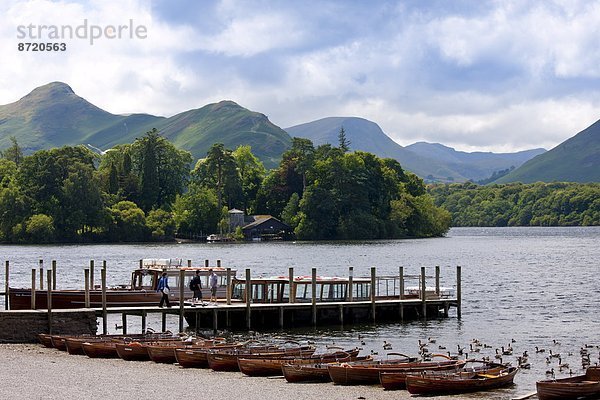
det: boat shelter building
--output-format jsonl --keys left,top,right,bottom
{"left": 228, "top": 209, "right": 293, "bottom": 240}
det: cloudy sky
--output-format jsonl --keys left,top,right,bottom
{"left": 1, "top": 0, "right": 600, "bottom": 152}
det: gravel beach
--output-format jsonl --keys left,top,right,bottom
{"left": 0, "top": 344, "right": 522, "bottom": 400}
{"left": 0, "top": 344, "right": 413, "bottom": 400}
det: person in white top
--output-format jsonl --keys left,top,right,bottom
{"left": 209, "top": 269, "right": 218, "bottom": 303}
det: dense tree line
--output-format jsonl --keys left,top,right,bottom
{"left": 429, "top": 182, "right": 600, "bottom": 226}
{"left": 0, "top": 130, "right": 450, "bottom": 243}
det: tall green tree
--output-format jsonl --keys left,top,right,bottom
{"left": 1, "top": 136, "right": 23, "bottom": 166}
{"left": 192, "top": 143, "right": 241, "bottom": 209}
{"left": 338, "top": 126, "right": 350, "bottom": 153}
{"left": 232, "top": 145, "right": 266, "bottom": 213}
{"left": 130, "top": 129, "right": 192, "bottom": 211}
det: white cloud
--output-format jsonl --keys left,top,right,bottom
{"left": 1, "top": 0, "right": 599, "bottom": 153}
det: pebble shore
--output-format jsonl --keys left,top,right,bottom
{"left": 0, "top": 344, "right": 515, "bottom": 400}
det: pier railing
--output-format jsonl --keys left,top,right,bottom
{"left": 1, "top": 259, "right": 462, "bottom": 334}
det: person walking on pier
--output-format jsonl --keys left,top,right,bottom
{"left": 190, "top": 270, "right": 203, "bottom": 303}
{"left": 157, "top": 272, "right": 171, "bottom": 308}
{"left": 209, "top": 269, "right": 218, "bottom": 303}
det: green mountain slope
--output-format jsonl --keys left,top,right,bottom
{"left": 0, "top": 82, "right": 291, "bottom": 168}
{"left": 285, "top": 117, "right": 543, "bottom": 182}
{"left": 156, "top": 101, "right": 291, "bottom": 168}
{"left": 495, "top": 119, "right": 600, "bottom": 183}
{"left": 0, "top": 82, "right": 121, "bottom": 151}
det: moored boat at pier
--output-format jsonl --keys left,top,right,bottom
{"left": 10, "top": 259, "right": 236, "bottom": 309}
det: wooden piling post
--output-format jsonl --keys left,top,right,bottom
{"left": 226, "top": 268, "right": 232, "bottom": 305}
{"left": 39, "top": 259, "right": 44, "bottom": 291}
{"left": 213, "top": 308, "right": 218, "bottom": 334}
{"left": 47, "top": 270, "right": 53, "bottom": 334}
{"left": 421, "top": 266, "right": 427, "bottom": 319}
{"left": 162, "top": 312, "right": 167, "bottom": 333}
{"left": 435, "top": 265, "right": 440, "bottom": 296}
{"left": 279, "top": 307, "right": 284, "bottom": 328}
{"left": 370, "top": 267, "right": 376, "bottom": 322}
{"left": 121, "top": 313, "right": 127, "bottom": 335}
{"left": 339, "top": 304, "right": 344, "bottom": 325}
{"left": 456, "top": 266, "right": 462, "bottom": 319}
{"left": 4, "top": 261, "right": 9, "bottom": 310}
{"left": 288, "top": 267, "right": 294, "bottom": 303}
{"left": 179, "top": 268, "right": 185, "bottom": 333}
{"left": 245, "top": 268, "right": 251, "bottom": 329}
{"left": 217, "top": 259, "right": 221, "bottom": 268}
{"left": 84, "top": 269, "right": 90, "bottom": 308}
{"left": 399, "top": 266, "right": 404, "bottom": 321}
{"left": 311, "top": 268, "right": 317, "bottom": 326}
{"left": 141, "top": 311, "right": 147, "bottom": 333}
{"left": 90, "top": 260, "right": 95, "bottom": 290}
{"left": 204, "top": 259, "right": 209, "bottom": 268}
{"left": 101, "top": 268, "right": 107, "bottom": 335}
{"left": 31, "top": 268, "right": 36, "bottom": 309}
{"left": 348, "top": 266, "right": 354, "bottom": 301}
{"left": 52, "top": 260, "right": 57, "bottom": 290}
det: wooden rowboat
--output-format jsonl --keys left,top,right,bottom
{"left": 405, "top": 365, "right": 519, "bottom": 395}
{"left": 82, "top": 341, "right": 119, "bottom": 358}
{"left": 380, "top": 361, "right": 505, "bottom": 390}
{"left": 238, "top": 348, "right": 360, "bottom": 377}
{"left": 328, "top": 354, "right": 461, "bottom": 386}
{"left": 115, "top": 342, "right": 151, "bottom": 361}
{"left": 37, "top": 333, "right": 54, "bottom": 348}
{"left": 536, "top": 366, "right": 600, "bottom": 400}
{"left": 175, "top": 343, "right": 242, "bottom": 368}
{"left": 282, "top": 355, "right": 373, "bottom": 383}
{"left": 207, "top": 344, "right": 316, "bottom": 372}
{"left": 50, "top": 335, "right": 67, "bottom": 351}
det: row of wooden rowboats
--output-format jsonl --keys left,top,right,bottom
{"left": 38, "top": 332, "right": 600, "bottom": 397}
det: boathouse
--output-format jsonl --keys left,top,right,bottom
{"left": 228, "top": 209, "right": 293, "bottom": 240}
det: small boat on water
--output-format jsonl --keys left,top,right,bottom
{"left": 405, "top": 364, "right": 519, "bottom": 395}
{"left": 328, "top": 353, "right": 462, "bottom": 386}
{"left": 536, "top": 366, "right": 600, "bottom": 400}
{"left": 238, "top": 348, "right": 360, "bottom": 377}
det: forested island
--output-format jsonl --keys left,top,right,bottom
{"left": 429, "top": 182, "right": 600, "bottom": 226}
{"left": 0, "top": 129, "right": 450, "bottom": 243}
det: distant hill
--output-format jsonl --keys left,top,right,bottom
{"left": 406, "top": 142, "right": 546, "bottom": 182}
{"left": 495, "top": 119, "right": 600, "bottom": 183}
{"left": 285, "top": 117, "right": 543, "bottom": 182}
{"left": 0, "top": 82, "right": 291, "bottom": 168}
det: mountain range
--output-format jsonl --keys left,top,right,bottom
{"left": 1, "top": 82, "right": 597, "bottom": 183}
{"left": 0, "top": 82, "right": 290, "bottom": 168}
{"left": 285, "top": 117, "right": 545, "bottom": 182}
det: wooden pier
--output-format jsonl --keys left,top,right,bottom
{"left": 0, "top": 260, "right": 461, "bottom": 341}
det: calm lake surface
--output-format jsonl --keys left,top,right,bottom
{"left": 2, "top": 226, "right": 599, "bottom": 399}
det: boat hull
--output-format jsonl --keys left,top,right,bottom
{"left": 537, "top": 367, "right": 600, "bottom": 400}
{"left": 328, "top": 359, "right": 461, "bottom": 386}
{"left": 405, "top": 366, "right": 519, "bottom": 395}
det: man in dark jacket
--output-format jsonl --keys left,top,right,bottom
{"left": 190, "top": 270, "right": 202, "bottom": 302}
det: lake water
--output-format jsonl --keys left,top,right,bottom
{"left": 2, "top": 226, "right": 599, "bottom": 399}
